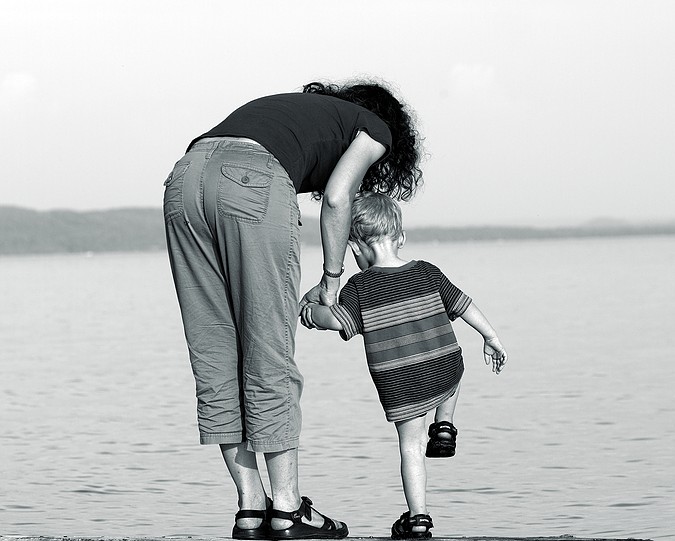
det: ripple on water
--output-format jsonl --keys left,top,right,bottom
{"left": 1, "top": 242, "right": 674, "bottom": 538}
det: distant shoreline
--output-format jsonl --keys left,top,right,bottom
{"left": 1, "top": 206, "right": 674, "bottom": 256}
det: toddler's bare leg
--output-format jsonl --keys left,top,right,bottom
{"left": 395, "top": 416, "right": 428, "bottom": 533}
{"left": 434, "top": 383, "right": 461, "bottom": 434}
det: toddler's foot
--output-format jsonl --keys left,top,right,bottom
{"left": 391, "top": 511, "right": 433, "bottom": 539}
{"left": 426, "top": 421, "right": 457, "bottom": 458}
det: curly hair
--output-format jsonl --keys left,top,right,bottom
{"left": 303, "top": 79, "right": 423, "bottom": 201}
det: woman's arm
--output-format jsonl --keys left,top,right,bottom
{"left": 300, "top": 131, "right": 386, "bottom": 307}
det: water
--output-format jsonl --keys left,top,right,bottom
{"left": 1, "top": 236, "right": 673, "bottom": 539}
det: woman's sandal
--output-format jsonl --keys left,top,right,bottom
{"left": 232, "top": 497, "right": 273, "bottom": 540}
{"left": 426, "top": 421, "right": 458, "bottom": 458}
{"left": 268, "top": 496, "right": 349, "bottom": 539}
{"left": 391, "top": 511, "right": 434, "bottom": 539}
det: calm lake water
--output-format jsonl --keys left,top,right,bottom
{"left": 1, "top": 236, "right": 674, "bottom": 540}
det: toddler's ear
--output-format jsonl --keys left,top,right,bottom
{"left": 398, "top": 231, "right": 407, "bottom": 249}
{"left": 347, "top": 239, "right": 362, "bottom": 255}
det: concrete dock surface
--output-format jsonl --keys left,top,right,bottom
{"left": 0, "top": 535, "right": 651, "bottom": 541}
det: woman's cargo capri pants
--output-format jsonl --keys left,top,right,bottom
{"left": 163, "top": 137, "right": 303, "bottom": 453}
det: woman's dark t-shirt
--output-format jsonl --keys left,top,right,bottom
{"left": 188, "top": 93, "right": 392, "bottom": 194}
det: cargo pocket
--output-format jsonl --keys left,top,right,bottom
{"left": 163, "top": 161, "right": 190, "bottom": 223}
{"left": 218, "top": 163, "right": 273, "bottom": 223}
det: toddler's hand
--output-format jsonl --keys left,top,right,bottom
{"left": 300, "top": 303, "right": 314, "bottom": 329}
{"left": 300, "top": 302, "right": 327, "bottom": 330}
{"left": 484, "top": 337, "right": 507, "bottom": 374}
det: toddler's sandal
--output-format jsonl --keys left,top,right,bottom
{"left": 391, "top": 511, "right": 434, "bottom": 539}
{"left": 426, "top": 421, "right": 457, "bottom": 458}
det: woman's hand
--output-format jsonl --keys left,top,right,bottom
{"left": 299, "top": 276, "right": 340, "bottom": 312}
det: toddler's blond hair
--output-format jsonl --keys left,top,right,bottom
{"left": 349, "top": 192, "right": 403, "bottom": 246}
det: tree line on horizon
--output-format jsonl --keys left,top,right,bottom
{"left": 1, "top": 206, "right": 674, "bottom": 256}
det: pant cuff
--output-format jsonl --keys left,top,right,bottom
{"left": 199, "top": 432, "right": 242, "bottom": 445}
{"left": 246, "top": 437, "right": 299, "bottom": 453}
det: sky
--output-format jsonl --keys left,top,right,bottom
{"left": 2, "top": 0, "right": 674, "bottom": 227}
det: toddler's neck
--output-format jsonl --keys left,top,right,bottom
{"left": 369, "top": 242, "right": 409, "bottom": 269}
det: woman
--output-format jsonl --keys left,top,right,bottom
{"left": 163, "top": 79, "right": 423, "bottom": 539}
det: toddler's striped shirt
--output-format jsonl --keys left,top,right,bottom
{"left": 330, "top": 260, "right": 472, "bottom": 422}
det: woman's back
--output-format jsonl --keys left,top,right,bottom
{"left": 189, "top": 92, "right": 392, "bottom": 194}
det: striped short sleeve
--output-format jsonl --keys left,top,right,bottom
{"left": 423, "top": 262, "right": 472, "bottom": 320}
{"left": 331, "top": 279, "right": 363, "bottom": 340}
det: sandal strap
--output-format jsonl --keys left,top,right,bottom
{"left": 392, "top": 511, "right": 434, "bottom": 537}
{"left": 407, "top": 514, "right": 433, "bottom": 529}
{"left": 235, "top": 509, "right": 266, "bottom": 520}
{"left": 270, "top": 496, "right": 313, "bottom": 523}
{"left": 429, "top": 421, "right": 457, "bottom": 437}
{"left": 235, "top": 497, "right": 273, "bottom": 521}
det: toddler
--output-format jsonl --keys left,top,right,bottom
{"left": 300, "top": 192, "right": 508, "bottom": 539}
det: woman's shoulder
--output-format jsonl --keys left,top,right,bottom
{"left": 252, "top": 92, "right": 341, "bottom": 105}
{"left": 235, "top": 92, "right": 329, "bottom": 109}
{"left": 244, "top": 93, "right": 383, "bottom": 124}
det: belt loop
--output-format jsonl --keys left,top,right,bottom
{"left": 205, "top": 141, "right": 218, "bottom": 160}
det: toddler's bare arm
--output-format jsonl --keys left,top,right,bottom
{"left": 300, "top": 302, "right": 343, "bottom": 331}
{"left": 460, "top": 301, "right": 508, "bottom": 374}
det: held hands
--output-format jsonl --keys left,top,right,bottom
{"left": 299, "top": 276, "right": 340, "bottom": 309}
{"left": 484, "top": 336, "right": 508, "bottom": 374}
{"left": 299, "top": 302, "right": 325, "bottom": 330}
{"left": 299, "top": 275, "right": 339, "bottom": 330}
